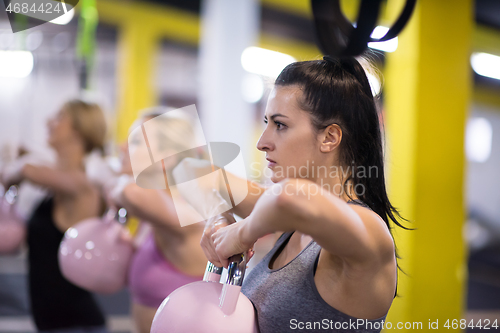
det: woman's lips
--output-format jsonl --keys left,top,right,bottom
{"left": 266, "top": 158, "right": 276, "bottom": 168}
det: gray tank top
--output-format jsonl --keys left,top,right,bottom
{"left": 242, "top": 203, "right": 389, "bottom": 333}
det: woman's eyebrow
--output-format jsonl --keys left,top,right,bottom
{"left": 264, "top": 113, "right": 288, "bottom": 120}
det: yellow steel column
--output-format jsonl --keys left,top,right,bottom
{"left": 384, "top": 0, "right": 472, "bottom": 328}
{"left": 115, "top": 22, "right": 159, "bottom": 141}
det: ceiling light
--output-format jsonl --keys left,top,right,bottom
{"left": 471, "top": 52, "right": 500, "bottom": 81}
{"left": 241, "top": 47, "right": 296, "bottom": 78}
{"left": 50, "top": 8, "right": 75, "bottom": 25}
{"left": 368, "top": 26, "right": 398, "bottom": 53}
{"left": 0, "top": 51, "right": 34, "bottom": 78}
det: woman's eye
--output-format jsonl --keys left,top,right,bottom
{"left": 264, "top": 118, "right": 286, "bottom": 130}
{"left": 275, "top": 121, "right": 286, "bottom": 130}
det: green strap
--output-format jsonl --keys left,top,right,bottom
{"left": 76, "top": 0, "right": 98, "bottom": 90}
{"left": 14, "top": 13, "right": 28, "bottom": 50}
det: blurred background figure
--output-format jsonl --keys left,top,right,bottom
{"left": 93, "top": 108, "right": 208, "bottom": 333}
{"left": 0, "top": 0, "right": 500, "bottom": 332}
{"left": 1, "top": 100, "right": 108, "bottom": 332}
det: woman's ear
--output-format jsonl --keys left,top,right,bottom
{"left": 320, "top": 124, "right": 342, "bottom": 153}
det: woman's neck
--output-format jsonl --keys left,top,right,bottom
{"left": 55, "top": 143, "right": 85, "bottom": 171}
{"left": 312, "top": 167, "right": 358, "bottom": 202}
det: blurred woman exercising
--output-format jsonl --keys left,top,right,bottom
{"left": 103, "top": 108, "right": 207, "bottom": 333}
{"left": 200, "top": 57, "right": 405, "bottom": 333}
{"left": 2, "top": 100, "right": 107, "bottom": 333}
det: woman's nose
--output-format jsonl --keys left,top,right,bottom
{"left": 256, "top": 129, "right": 273, "bottom": 152}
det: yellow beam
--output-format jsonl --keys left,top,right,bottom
{"left": 261, "top": 0, "right": 312, "bottom": 17}
{"left": 98, "top": 0, "right": 321, "bottom": 61}
{"left": 260, "top": 0, "right": 394, "bottom": 26}
{"left": 260, "top": 33, "right": 321, "bottom": 61}
{"left": 96, "top": 0, "right": 200, "bottom": 141}
{"left": 384, "top": 0, "right": 471, "bottom": 327}
{"left": 115, "top": 22, "right": 158, "bottom": 141}
{"left": 96, "top": 0, "right": 200, "bottom": 45}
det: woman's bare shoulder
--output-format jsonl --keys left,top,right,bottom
{"left": 345, "top": 204, "right": 395, "bottom": 267}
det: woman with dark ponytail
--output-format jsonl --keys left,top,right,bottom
{"left": 199, "top": 57, "right": 406, "bottom": 333}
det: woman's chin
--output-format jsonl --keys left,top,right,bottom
{"left": 270, "top": 175, "right": 284, "bottom": 183}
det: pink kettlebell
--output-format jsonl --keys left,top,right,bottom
{"left": 58, "top": 209, "right": 133, "bottom": 294}
{"left": 151, "top": 254, "right": 259, "bottom": 333}
{"left": 0, "top": 186, "right": 26, "bottom": 254}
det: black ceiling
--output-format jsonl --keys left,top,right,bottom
{"left": 146, "top": 0, "right": 200, "bottom": 13}
{"left": 476, "top": 0, "right": 500, "bottom": 30}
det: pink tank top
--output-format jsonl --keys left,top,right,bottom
{"left": 128, "top": 233, "right": 203, "bottom": 308}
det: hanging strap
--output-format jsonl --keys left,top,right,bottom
{"left": 371, "top": 0, "right": 417, "bottom": 42}
{"left": 312, "top": 0, "right": 417, "bottom": 57}
{"left": 76, "top": 0, "right": 98, "bottom": 91}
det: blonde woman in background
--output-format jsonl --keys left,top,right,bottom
{"left": 100, "top": 108, "right": 208, "bottom": 333}
{"left": 1, "top": 100, "right": 108, "bottom": 333}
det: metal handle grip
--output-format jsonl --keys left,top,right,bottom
{"left": 225, "top": 253, "right": 247, "bottom": 287}
{"left": 206, "top": 262, "right": 223, "bottom": 275}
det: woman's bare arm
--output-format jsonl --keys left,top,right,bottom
{"left": 224, "top": 175, "right": 266, "bottom": 219}
{"left": 119, "top": 183, "right": 182, "bottom": 230}
{"left": 211, "top": 178, "right": 395, "bottom": 268}
{"left": 21, "top": 165, "right": 89, "bottom": 195}
{"left": 172, "top": 157, "right": 266, "bottom": 219}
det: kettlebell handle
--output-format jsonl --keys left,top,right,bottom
{"left": 3, "top": 185, "right": 19, "bottom": 214}
{"left": 218, "top": 253, "right": 248, "bottom": 316}
{"left": 4, "top": 185, "right": 18, "bottom": 205}
{"left": 226, "top": 253, "right": 247, "bottom": 287}
{"left": 203, "top": 253, "right": 247, "bottom": 285}
{"left": 203, "top": 262, "right": 223, "bottom": 282}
